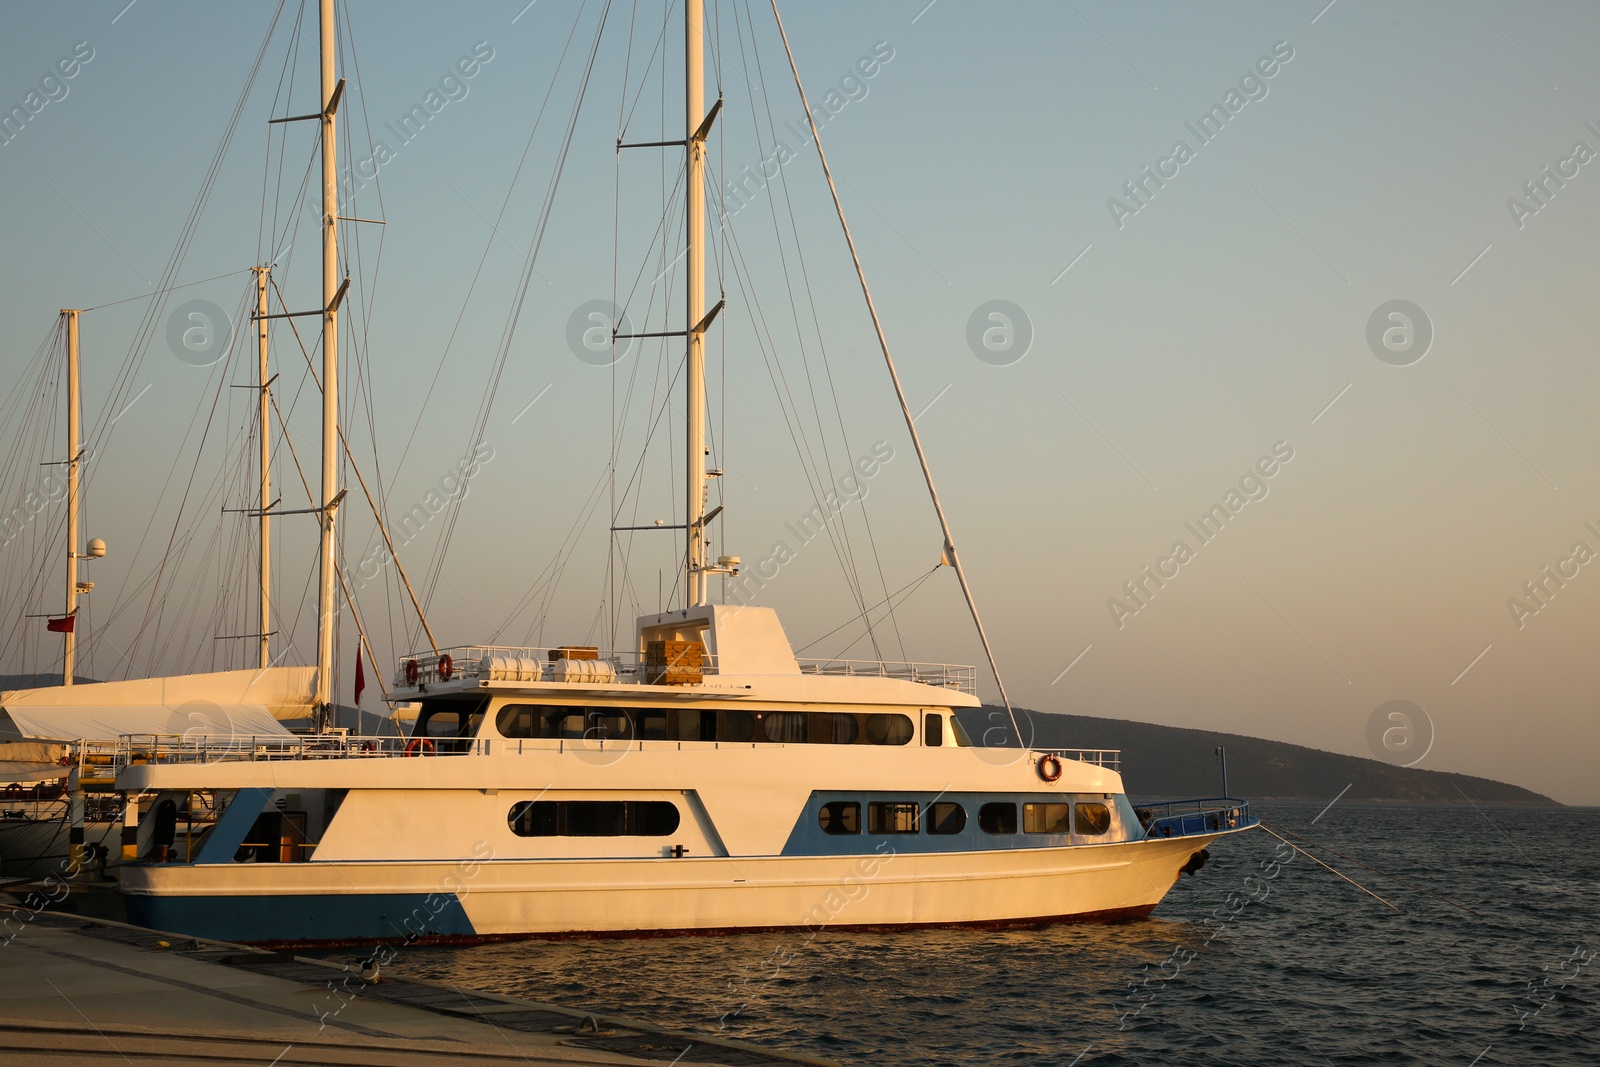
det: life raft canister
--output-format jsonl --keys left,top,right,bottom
{"left": 1037, "top": 754, "right": 1063, "bottom": 783}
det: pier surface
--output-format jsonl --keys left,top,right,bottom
{"left": 0, "top": 909, "right": 833, "bottom": 1067}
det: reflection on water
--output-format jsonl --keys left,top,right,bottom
{"left": 352, "top": 804, "right": 1598, "bottom": 1066}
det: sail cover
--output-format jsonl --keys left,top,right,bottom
{"left": 0, "top": 667, "right": 310, "bottom": 742}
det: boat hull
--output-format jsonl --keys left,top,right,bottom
{"left": 116, "top": 831, "right": 1234, "bottom": 945}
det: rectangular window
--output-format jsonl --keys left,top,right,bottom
{"left": 979, "top": 802, "right": 1017, "bottom": 835}
{"left": 924, "top": 713, "right": 944, "bottom": 747}
{"left": 508, "top": 800, "right": 680, "bottom": 837}
{"left": 1023, "top": 802, "right": 1070, "bottom": 834}
{"left": 927, "top": 801, "right": 966, "bottom": 835}
{"left": 1074, "top": 802, "right": 1112, "bottom": 836}
{"left": 868, "top": 801, "right": 920, "bottom": 834}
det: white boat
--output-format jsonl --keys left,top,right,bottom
{"left": 104, "top": 0, "right": 1254, "bottom": 944}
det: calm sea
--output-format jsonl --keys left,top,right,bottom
{"left": 372, "top": 803, "right": 1598, "bottom": 1066}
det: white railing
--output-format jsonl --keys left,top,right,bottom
{"left": 1039, "top": 748, "right": 1122, "bottom": 772}
{"left": 394, "top": 644, "right": 978, "bottom": 695}
{"left": 796, "top": 658, "right": 978, "bottom": 695}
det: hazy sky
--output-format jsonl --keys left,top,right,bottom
{"left": 2, "top": 2, "right": 1598, "bottom": 804}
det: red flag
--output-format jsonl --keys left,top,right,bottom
{"left": 354, "top": 646, "right": 366, "bottom": 705}
{"left": 46, "top": 614, "right": 75, "bottom": 633}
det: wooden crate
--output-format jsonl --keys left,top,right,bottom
{"left": 645, "top": 639, "right": 704, "bottom": 685}
{"left": 548, "top": 645, "right": 599, "bottom": 661}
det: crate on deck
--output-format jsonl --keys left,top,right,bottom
{"left": 645, "top": 639, "right": 704, "bottom": 685}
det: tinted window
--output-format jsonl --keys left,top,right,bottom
{"left": 508, "top": 800, "right": 680, "bottom": 837}
{"left": 1075, "top": 802, "right": 1112, "bottom": 836}
{"left": 814, "top": 713, "right": 859, "bottom": 744}
{"left": 722, "top": 710, "right": 757, "bottom": 742}
{"left": 675, "top": 709, "right": 718, "bottom": 741}
{"left": 414, "top": 699, "right": 487, "bottom": 742}
{"left": 864, "top": 714, "right": 914, "bottom": 746}
{"left": 1024, "top": 802, "right": 1070, "bottom": 834}
{"left": 979, "top": 802, "right": 1017, "bottom": 835}
{"left": 928, "top": 802, "right": 966, "bottom": 834}
{"left": 924, "top": 713, "right": 944, "bottom": 747}
{"left": 762, "top": 711, "right": 807, "bottom": 743}
{"left": 638, "top": 711, "right": 668, "bottom": 740}
{"left": 819, "top": 801, "right": 860, "bottom": 835}
{"left": 868, "top": 801, "right": 920, "bottom": 834}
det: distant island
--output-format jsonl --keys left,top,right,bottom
{"left": 958, "top": 707, "right": 1556, "bottom": 806}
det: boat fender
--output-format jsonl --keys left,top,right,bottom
{"left": 1179, "top": 848, "right": 1211, "bottom": 877}
{"left": 404, "top": 738, "right": 437, "bottom": 757}
{"left": 437, "top": 653, "right": 454, "bottom": 681}
{"left": 404, "top": 659, "right": 419, "bottom": 685}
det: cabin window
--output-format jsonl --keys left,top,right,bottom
{"left": 762, "top": 711, "right": 808, "bottom": 743}
{"left": 508, "top": 800, "right": 680, "bottom": 837}
{"left": 948, "top": 716, "right": 975, "bottom": 747}
{"left": 924, "top": 713, "right": 944, "bottom": 747}
{"left": 813, "top": 712, "right": 859, "bottom": 744}
{"left": 979, "top": 802, "right": 1017, "bottom": 835}
{"left": 1074, "top": 802, "right": 1112, "bottom": 836}
{"left": 638, "top": 710, "right": 669, "bottom": 740}
{"left": 818, "top": 801, "right": 861, "bottom": 835}
{"left": 1023, "top": 802, "right": 1070, "bottom": 834}
{"left": 722, "top": 710, "right": 757, "bottom": 742}
{"left": 674, "top": 709, "right": 718, "bottom": 741}
{"left": 864, "top": 714, "right": 914, "bottom": 746}
{"left": 868, "top": 801, "right": 920, "bottom": 834}
{"left": 927, "top": 802, "right": 966, "bottom": 835}
{"left": 413, "top": 698, "right": 488, "bottom": 751}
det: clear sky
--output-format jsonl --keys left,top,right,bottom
{"left": 2, "top": 2, "right": 1597, "bottom": 804}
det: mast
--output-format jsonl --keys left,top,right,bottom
{"left": 313, "top": 0, "right": 340, "bottom": 726}
{"left": 684, "top": 0, "right": 708, "bottom": 607}
{"left": 61, "top": 309, "right": 80, "bottom": 686}
{"left": 253, "top": 266, "right": 272, "bottom": 669}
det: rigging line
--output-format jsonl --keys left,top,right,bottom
{"left": 729, "top": 5, "right": 881, "bottom": 652}
{"left": 739, "top": 1, "right": 900, "bottom": 656}
{"left": 1256, "top": 823, "right": 1400, "bottom": 911}
{"left": 1260, "top": 820, "right": 1482, "bottom": 917}
{"left": 421, "top": 0, "right": 616, "bottom": 617}
{"left": 769, "top": 0, "right": 1018, "bottom": 734}
{"left": 80, "top": 270, "right": 256, "bottom": 312}
{"left": 267, "top": 276, "right": 438, "bottom": 653}
{"left": 83, "top": 2, "right": 287, "bottom": 485}
{"left": 794, "top": 564, "right": 941, "bottom": 656}
{"left": 384, "top": 0, "right": 595, "bottom": 497}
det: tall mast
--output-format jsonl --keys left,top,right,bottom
{"left": 684, "top": 0, "right": 709, "bottom": 606}
{"left": 253, "top": 266, "right": 272, "bottom": 670}
{"left": 313, "top": 0, "right": 340, "bottom": 725}
{"left": 61, "top": 309, "right": 80, "bottom": 686}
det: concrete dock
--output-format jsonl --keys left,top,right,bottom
{"left": 0, "top": 907, "right": 835, "bottom": 1067}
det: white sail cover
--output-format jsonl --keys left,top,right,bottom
{"left": 0, "top": 667, "right": 310, "bottom": 742}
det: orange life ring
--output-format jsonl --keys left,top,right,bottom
{"left": 437, "top": 653, "right": 454, "bottom": 681}
{"left": 1037, "top": 754, "right": 1063, "bottom": 783}
{"left": 404, "top": 738, "right": 436, "bottom": 757}
{"left": 3, "top": 784, "right": 21, "bottom": 800}
{"left": 404, "top": 659, "right": 419, "bottom": 685}
{"left": 360, "top": 741, "right": 376, "bottom": 754}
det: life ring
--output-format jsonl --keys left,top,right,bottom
{"left": 1037, "top": 754, "right": 1063, "bottom": 783}
{"left": 404, "top": 659, "right": 419, "bottom": 685}
{"left": 360, "top": 741, "right": 376, "bottom": 754}
{"left": 437, "top": 654, "right": 454, "bottom": 681}
{"left": 404, "top": 738, "right": 436, "bottom": 757}
{"left": 3, "top": 784, "right": 21, "bottom": 800}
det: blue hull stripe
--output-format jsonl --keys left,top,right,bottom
{"left": 123, "top": 891, "right": 475, "bottom": 944}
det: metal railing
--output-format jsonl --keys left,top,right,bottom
{"left": 393, "top": 644, "right": 979, "bottom": 695}
{"left": 795, "top": 658, "right": 977, "bottom": 694}
{"left": 1039, "top": 748, "right": 1122, "bottom": 771}
{"left": 112, "top": 733, "right": 446, "bottom": 769}
{"left": 1134, "top": 797, "right": 1254, "bottom": 839}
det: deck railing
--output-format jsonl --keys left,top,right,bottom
{"left": 1039, "top": 748, "right": 1122, "bottom": 771}
{"left": 1134, "top": 797, "right": 1254, "bottom": 839}
{"left": 392, "top": 644, "right": 978, "bottom": 695}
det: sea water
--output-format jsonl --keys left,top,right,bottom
{"left": 383, "top": 803, "right": 1598, "bottom": 1065}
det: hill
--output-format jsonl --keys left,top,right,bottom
{"left": 957, "top": 707, "right": 1555, "bottom": 806}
